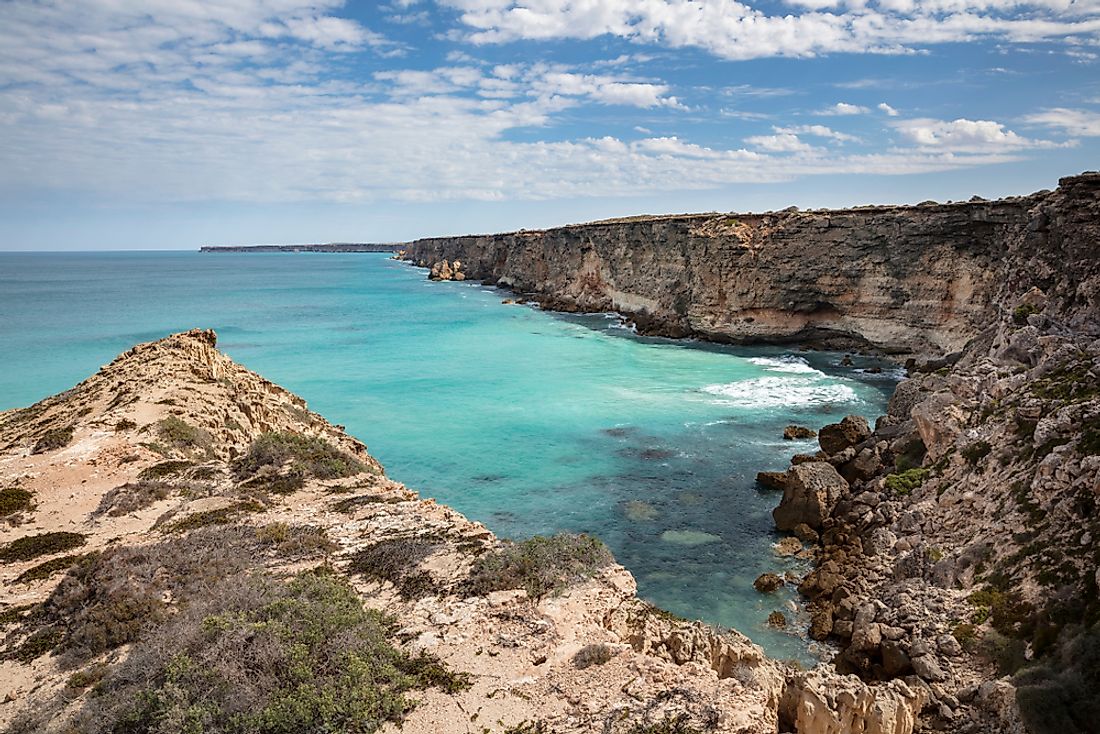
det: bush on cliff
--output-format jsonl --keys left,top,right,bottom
{"left": 234, "top": 431, "right": 364, "bottom": 483}
{"left": 32, "top": 426, "right": 73, "bottom": 454}
{"left": 463, "top": 533, "right": 614, "bottom": 600}
{"left": 1014, "top": 624, "right": 1100, "bottom": 734}
{"left": 883, "top": 468, "right": 929, "bottom": 495}
{"left": 71, "top": 569, "right": 468, "bottom": 734}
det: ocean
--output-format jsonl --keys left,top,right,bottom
{"left": 0, "top": 251, "right": 899, "bottom": 662}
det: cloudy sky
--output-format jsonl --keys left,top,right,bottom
{"left": 1, "top": 0, "right": 1097, "bottom": 250}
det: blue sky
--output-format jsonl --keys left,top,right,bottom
{"left": 0, "top": 0, "right": 1097, "bottom": 250}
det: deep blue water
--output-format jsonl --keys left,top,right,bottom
{"left": 0, "top": 251, "right": 899, "bottom": 661}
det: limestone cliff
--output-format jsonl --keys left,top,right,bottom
{"left": 0, "top": 330, "right": 922, "bottom": 734}
{"left": 404, "top": 175, "right": 1100, "bottom": 356}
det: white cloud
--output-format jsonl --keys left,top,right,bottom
{"left": 776, "top": 124, "right": 861, "bottom": 142}
{"left": 744, "top": 133, "right": 817, "bottom": 152}
{"left": 440, "top": 0, "right": 1100, "bottom": 61}
{"left": 893, "top": 117, "right": 1065, "bottom": 150}
{"left": 818, "top": 102, "right": 871, "bottom": 115}
{"left": 1023, "top": 107, "right": 1100, "bottom": 136}
{"left": 878, "top": 102, "right": 900, "bottom": 116}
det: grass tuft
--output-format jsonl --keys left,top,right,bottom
{"left": 463, "top": 533, "right": 613, "bottom": 600}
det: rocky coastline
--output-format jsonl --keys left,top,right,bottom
{"left": 1, "top": 330, "right": 934, "bottom": 734}
{"left": 402, "top": 173, "right": 1100, "bottom": 733}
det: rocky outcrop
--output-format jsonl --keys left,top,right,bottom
{"left": 773, "top": 462, "right": 850, "bottom": 531}
{"left": 397, "top": 180, "right": 1099, "bottom": 355}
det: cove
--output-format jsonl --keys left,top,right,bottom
{"left": 0, "top": 251, "right": 899, "bottom": 662}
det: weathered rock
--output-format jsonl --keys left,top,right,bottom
{"left": 809, "top": 603, "right": 835, "bottom": 640}
{"left": 881, "top": 641, "right": 913, "bottom": 677}
{"left": 767, "top": 610, "right": 788, "bottom": 628}
{"left": 781, "top": 670, "right": 928, "bottom": 734}
{"left": 755, "top": 470, "right": 787, "bottom": 491}
{"left": 784, "top": 425, "right": 817, "bottom": 440}
{"left": 793, "top": 523, "right": 820, "bottom": 544}
{"left": 774, "top": 536, "right": 803, "bottom": 557}
{"left": 773, "top": 462, "right": 850, "bottom": 531}
{"left": 753, "top": 572, "right": 784, "bottom": 593}
{"left": 819, "top": 415, "right": 872, "bottom": 456}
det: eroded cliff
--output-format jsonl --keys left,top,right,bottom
{"left": 404, "top": 175, "right": 1099, "bottom": 356}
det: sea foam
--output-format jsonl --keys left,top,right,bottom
{"left": 701, "top": 376, "right": 858, "bottom": 409}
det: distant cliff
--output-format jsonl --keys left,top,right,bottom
{"left": 201, "top": 242, "right": 402, "bottom": 253}
{"left": 403, "top": 174, "right": 1100, "bottom": 356}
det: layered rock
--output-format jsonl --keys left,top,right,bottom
{"left": 398, "top": 183, "right": 1082, "bottom": 355}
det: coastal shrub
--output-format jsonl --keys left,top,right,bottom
{"left": 573, "top": 643, "right": 614, "bottom": 669}
{"left": 72, "top": 569, "right": 468, "bottom": 734}
{"left": 0, "top": 604, "right": 34, "bottom": 626}
{"left": 234, "top": 431, "right": 364, "bottom": 481}
{"left": 626, "top": 714, "right": 704, "bottom": 734}
{"left": 155, "top": 416, "right": 213, "bottom": 456}
{"left": 331, "top": 493, "right": 405, "bottom": 514}
{"left": 114, "top": 418, "right": 137, "bottom": 432}
{"left": 347, "top": 536, "right": 439, "bottom": 599}
{"left": 1013, "top": 303, "right": 1041, "bottom": 325}
{"left": 13, "top": 553, "right": 87, "bottom": 584}
{"left": 883, "top": 468, "right": 929, "bottom": 495}
{"left": 94, "top": 480, "right": 174, "bottom": 516}
{"left": 504, "top": 722, "right": 553, "bottom": 734}
{"left": 0, "top": 487, "right": 33, "bottom": 517}
{"left": 952, "top": 622, "right": 979, "bottom": 649}
{"left": 962, "top": 440, "right": 992, "bottom": 465}
{"left": 254, "top": 522, "right": 335, "bottom": 559}
{"left": 137, "top": 459, "right": 193, "bottom": 480}
{"left": 1014, "top": 625, "right": 1100, "bottom": 734}
{"left": 239, "top": 469, "right": 306, "bottom": 495}
{"left": 0, "top": 531, "right": 86, "bottom": 563}
{"left": 463, "top": 533, "right": 614, "bottom": 600}
{"left": 162, "top": 500, "right": 263, "bottom": 533}
{"left": 32, "top": 425, "right": 73, "bottom": 454}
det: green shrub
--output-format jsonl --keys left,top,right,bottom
{"left": 1014, "top": 624, "right": 1100, "bottom": 734}
{"left": 627, "top": 715, "right": 704, "bottom": 734}
{"left": 572, "top": 643, "right": 614, "bottom": 669}
{"left": 347, "top": 537, "right": 439, "bottom": 599}
{"left": 138, "top": 459, "right": 194, "bottom": 480}
{"left": 95, "top": 480, "right": 175, "bottom": 516}
{"left": 504, "top": 722, "right": 552, "bottom": 734}
{"left": 163, "top": 501, "right": 263, "bottom": 533}
{"left": 156, "top": 416, "right": 213, "bottom": 455}
{"left": 463, "top": 533, "right": 614, "bottom": 600}
{"left": 883, "top": 468, "right": 929, "bottom": 495}
{"left": 13, "top": 553, "right": 86, "bottom": 584}
{"left": 953, "top": 622, "right": 979, "bottom": 648}
{"left": 0, "top": 531, "right": 86, "bottom": 563}
{"left": 73, "top": 570, "right": 468, "bottom": 734}
{"left": 114, "top": 419, "right": 137, "bottom": 432}
{"left": 32, "top": 426, "right": 73, "bottom": 453}
{"left": 0, "top": 487, "right": 33, "bottom": 517}
{"left": 234, "top": 432, "right": 364, "bottom": 481}
{"left": 1013, "top": 303, "right": 1041, "bottom": 325}
{"left": 254, "top": 523, "right": 335, "bottom": 559}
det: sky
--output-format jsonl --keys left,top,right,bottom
{"left": 0, "top": 0, "right": 1098, "bottom": 250}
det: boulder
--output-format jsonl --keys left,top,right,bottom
{"left": 781, "top": 671, "right": 928, "bottom": 734}
{"left": 756, "top": 471, "right": 787, "bottom": 491}
{"left": 773, "top": 462, "right": 850, "bottom": 531}
{"left": 793, "top": 523, "right": 820, "bottom": 544}
{"left": 840, "top": 447, "right": 882, "bottom": 483}
{"left": 753, "top": 573, "right": 784, "bottom": 593}
{"left": 881, "top": 640, "right": 913, "bottom": 677}
{"left": 819, "top": 415, "right": 872, "bottom": 455}
{"left": 784, "top": 425, "right": 817, "bottom": 440}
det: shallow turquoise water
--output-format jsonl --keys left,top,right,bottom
{"left": 0, "top": 252, "right": 899, "bottom": 661}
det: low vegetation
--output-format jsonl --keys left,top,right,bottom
{"left": 234, "top": 431, "right": 364, "bottom": 482}
{"left": 94, "top": 480, "right": 174, "bottom": 516}
{"left": 32, "top": 425, "right": 73, "bottom": 453}
{"left": 0, "top": 487, "right": 33, "bottom": 517}
{"left": 961, "top": 440, "right": 993, "bottom": 465}
{"left": 155, "top": 416, "right": 213, "bottom": 456}
{"left": 0, "top": 531, "right": 86, "bottom": 563}
{"left": 161, "top": 500, "right": 263, "bottom": 533}
{"left": 13, "top": 553, "right": 87, "bottom": 584}
{"left": 68, "top": 569, "right": 468, "bottom": 734}
{"left": 347, "top": 536, "right": 439, "bottom": 599}
{"left": 572, "top": 642, "right": 614, "bottom": 669}
{"left": 883, "top": 467, "right": 929, "bottom": 495}
{"left": 137, "top": 459, "right": 193, "bottom": 480}
{"left": 463, "top": 533, "right": 614, "bottom": 600}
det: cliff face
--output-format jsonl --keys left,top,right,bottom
{"left": 0, "top": 330, "right": 929, "bottom": 734}
{"left": 404, "top": 176, "right": 1099, "bottom": 356}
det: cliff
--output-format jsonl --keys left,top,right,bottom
{"left": 403, "top": 174, "right": 1100, "bottom": 356}
{"left": 0, "top": 330, "right": 923, "bottom": 734}
{"left": 403, "top": 173, "right": 1100, "bottom": 733}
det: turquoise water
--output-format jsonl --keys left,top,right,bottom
{"left": 0, "top": 252, "right": 899, "bottom": 661}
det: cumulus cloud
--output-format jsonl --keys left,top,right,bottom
{"left": 818, "top": 102, "right": 871, "bottom": 115}
{"left": 775, "top": 124, "right": 861, "bottom": 142}
{"left": 744, "top": 133, "right": 817, "bottom": 152}
{"left": 440, "top": 0, "right": 1100, "bottom": 61}
{"left": 892, "top": 117, "right": 1065, "bottom": 151}
{"left": 878, "top": 102, "right": 900, "bottom": 116}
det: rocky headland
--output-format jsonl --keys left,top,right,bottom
{"left": 403, "top": 173, "right": 1100, "bottom": 734}
{"left": 0, "top": 330, "right": 930, "bottom": 734}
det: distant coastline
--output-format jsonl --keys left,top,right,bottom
{"left": 200, "top": 242, "right": 403, "bottom": 253}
